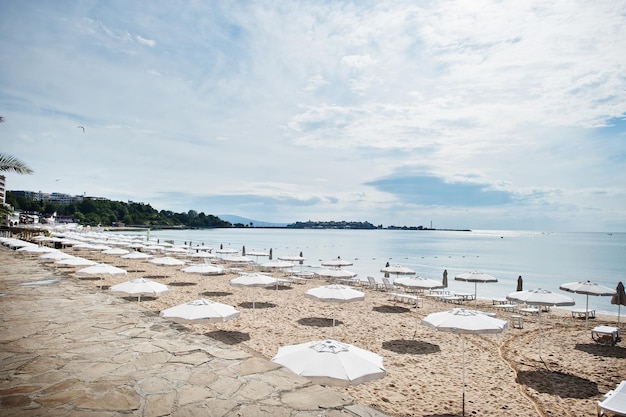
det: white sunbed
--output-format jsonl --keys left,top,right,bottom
{"left": 597, "top": 380, "right": 626, "bottom": 416}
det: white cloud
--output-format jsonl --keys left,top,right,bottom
{"left": 136, "top": 35, "right": 156, "bottom": 47}
{"left": 1, "top": 0, "right": 625, "bottom": 231}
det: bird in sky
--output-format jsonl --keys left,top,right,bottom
{"left": 77, "top": 125, "right": 85, "bottom": 133}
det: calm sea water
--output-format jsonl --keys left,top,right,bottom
{"left": 119, "top": 228, "right": 625, "bottom": 315}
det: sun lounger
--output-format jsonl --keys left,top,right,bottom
{"left": 592, "top": 326, "right": 621, "bottom": 346}
{"left": 572, "top": 308, "right": 596, "bottom": 319}
{"left": 367, "top": 276, "right": 384, "bottom": 291}
{"left": 597, "top": 380, "right": 626, "bottom": 416}
{"left": 519, "top": 306, "right": 539, "bottom": 316}
{"left": 395, "top": 293, "right": 423, "bottom": 308}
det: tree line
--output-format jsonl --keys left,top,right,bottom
{"left": 5, "top": 192, "right": 232, "bottom": 228}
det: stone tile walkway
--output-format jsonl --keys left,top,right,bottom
{"left": 0, "top": 249, "right": 386, "bottom": 417}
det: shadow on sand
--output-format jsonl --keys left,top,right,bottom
{"left": 238, "top": 301, "right": 277, "bottom": 309}
{"left": 382, "top": 339, "right": 440, "bottom": 355}
{"left": 575, "top": 343, "right": 626, "bottom": 359}
{"left": 373, "top": 305, "right": 411, "bottom": 314}
{"left": 168, "top": 282, "right": 197, "bottom": 287}
{"left": 204, "top": 330, "right": 251, "bottom": 345}
{"left": 201, "top": 291, "right": 233, "bottom": 297}
{"left": 298, "top": 317, "right": 342, "bottom": 328}
{"left": 516, "top": 369, "right": 599, "bottom": 398}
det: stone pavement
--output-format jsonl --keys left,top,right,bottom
{"left": 0, "top": 249, "right": 387, "bottom": 417}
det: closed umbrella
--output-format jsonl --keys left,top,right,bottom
{"left": 507, "top": 288, "right": 574, "bottom": 357}
{"left": 517, "top": 276, "right": 523, "bottom": 292}
{"left": 110, "top": 277, "right": 169, "bottom": 302}
{"left": 271, "top": 339, "right": 386, "bottom": 386}
{"left": 559, "top": 280, "right": 616, "bottom": 325}
{"left": 422, "top": 308, "right": 507, "bottom": 416}
{"left": 443, "top": 269, "right": 448, "bottom": 288}
{"left": 611, "top": 282, "right": 626, "bottom": 327}
{"left": 160, "top": 298, "right": 240, "bottom": 324}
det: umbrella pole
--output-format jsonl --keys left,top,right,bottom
{"left": 538, "top": 309, "right": 543, "bottom": 358}
{"left": 474, "top": 282, "right": 478, "bottom": 310}
{"left": 462, "top": 335, "right": 466, "bottom": 417}
{"left": 585, "top": 294, "right": 589, "bottom": 327}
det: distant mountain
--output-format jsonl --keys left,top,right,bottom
{"left": 218, "top": 214, "right": 288, "bottom": 228}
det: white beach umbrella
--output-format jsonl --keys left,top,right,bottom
{"left": 230, "top": 273, "right": 279, "bottom": 317}
{"left": 216, "top": 248, "right": 239, "bottom": 255}
{"left": 260, "top": 260, "right": 294, "bottom": 271}
{"left": 110, "top": 277, "right": 169, "bottom": 302}
{"left": 39, "top": 251, "right": 74, "bottom": 261}
{"left": 271, "top": 339, "right": 386, "bottom": 386}
{"left": 278, "top": 254, "right": 306, "bottom": 262}
{"left": 422, "top": 308, "right": 507, "bottom": 416}
{"left": 186, "top": 251, "right": 215, "bottom": 259}
{"left": 394, "top": 276, "right": 444, "bottom": 290}
{"left": 380, "top": 264, "right": 416, "bottom": 277}
{"left": 305, "top": 284, "right": 365, "bottom": 329}
{"left": 121, "top": 251, "right": 153, "bottom": 260}
{"left": 245, "top": 250, "right": 269, "bottom": 262}
{"left": 559, "top": 280, "right": 616, "bottom": 325}
{"left": 160, "top": 298, "right": 240, "bottom": 324}
{"left": 181, "top": 264, "right": 226, "bottom": 275}
{"left": 455, "top": 271, "right": 498, "bottom": 309}
{"left": 221, "top": 255, "right": 253, "bottom": 264}
{"left": 102, "top": 248, "right": 130, "bottom": 256}
{"left": 507, "top": 288, "right": 575, "bottom": 357}
{"left": 315, "top": 268, "right": 358, "bottom": 281}
{"left": 56, "top": 257, "right": 97, "bottom": 266}
{"left": 321, "top": 258, "right": 353, "bottom": 268}
{"left": 76, "top": 262, "right": 128, "bottom": 289}
{"left": 17, "top": 245, "right": 57, "bottom": 254}
{"left": 149, "top": 256, "right": 186, "bottom": 266}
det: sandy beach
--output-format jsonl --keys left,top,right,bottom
{"left": 3, "top": 241, "right": 625, "bottom": 416}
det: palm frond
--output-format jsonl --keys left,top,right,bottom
{"left": 0, "top": 153, "right": 34, "bottom": 174}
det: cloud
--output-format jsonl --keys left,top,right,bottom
{"left": 365, "top": 174, "right": 515, "bottom": 207}
{"left": 136, "top": 35, "right": 156, "bottom": 47}
{"left": 1, "top": 0, "right": 625, "bottom": 231}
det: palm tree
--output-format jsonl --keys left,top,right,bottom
{"left": 0, "top": 153, "right": 34, "bottom": 175}
{"left": 1, "top": 116, "right": 34, "bottom": 218}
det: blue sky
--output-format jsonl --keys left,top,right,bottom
{"left": 1, "top": 0, "right": 625, "bottom": 231}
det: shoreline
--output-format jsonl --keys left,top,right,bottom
{"left": 1, "top": 239, "right": 625, "bottom": 416}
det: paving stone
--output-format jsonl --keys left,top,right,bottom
{"left": 237, "top": 378, "right": 276, "bottom": 401}
{"left": 281, "top": 385, "right": 353, "bottom": 410}
{"left": 144, "top": 391, "right": 176, "bottom": 417}
{"left": 234, "top": 356, "right": 281, "bottom": 376}
{"left": 178, "top": 384, "right": 214, "bottom": 406}
{"left": 0, "top": 250, "right": 386, "bottom": 417}
{"left": 73, "top": 386, "right": 139, "bottom": 411}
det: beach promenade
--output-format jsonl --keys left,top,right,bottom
{"left": 0, "top": 248, "right": 386, "bottom": 417}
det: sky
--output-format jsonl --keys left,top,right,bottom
{"left": 1, "top": 0, "right": 626, "bottom": 232}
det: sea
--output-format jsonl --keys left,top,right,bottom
{"left": 116, "top": 228, "right": 625, "bottom": 316}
